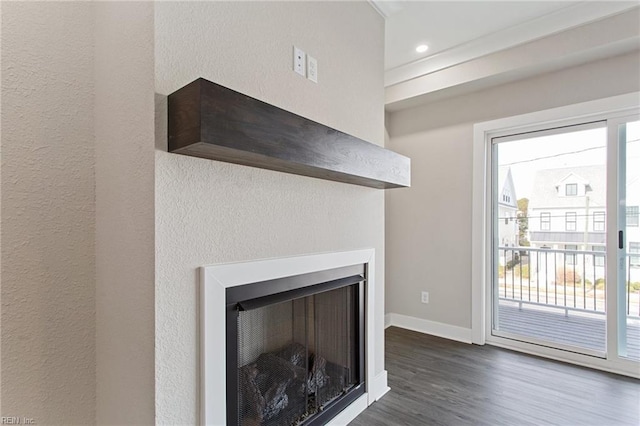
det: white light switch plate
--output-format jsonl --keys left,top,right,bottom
{"left": 307, "top": 55, "right": 318, "bottom": 83}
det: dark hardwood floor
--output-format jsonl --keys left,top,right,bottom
{"left": 351, "top": 327, "right": 640, "bottom": 426}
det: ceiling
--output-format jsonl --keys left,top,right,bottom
{"left": 371, "top": 1, "right": 640, "bottom": 110}
{"left": 380, "top": 1, "right": 581, "bottom": 71}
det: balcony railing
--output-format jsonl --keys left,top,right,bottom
{"left": 497, "top": 246, "right": 640, "bottom": 318}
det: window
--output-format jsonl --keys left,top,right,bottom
{"left": 630, "top": 242, "right": 640, "bottom": 267}
{"left": 565, "top": 244, "right": 577, "bottom": 266}
{"left": 593, "top": 212, "right": 605, "bottom": 231}
{"left": 565, "top": 212, "right": 577, "bottom": 231}
{"left": 566, "top": 183, "right": 578, "bottom": 196}
{"left": 592, "top": 246, "right": 605, "bottom": 267}
{"left": 627, "top": 206, "right": 639, "bottom": 227}
{"left": 540, "top": 212, "right": 551, "bottom": 231}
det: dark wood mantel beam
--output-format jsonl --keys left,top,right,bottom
{"left": 168, "top": 78, "right": 410, "bottom": 189}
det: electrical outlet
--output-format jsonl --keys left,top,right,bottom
{"left": 307, "top": 55, "right": 318, "bottom": 83}
{"left": 293, "top": 46, "right": 306, "bottom": 76}
{"left": 421, "top": 291, "right": 429, "bottom": 304}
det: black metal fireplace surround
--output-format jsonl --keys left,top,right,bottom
{"left": 226, "top": 264, "right": 366, "bottom": 426}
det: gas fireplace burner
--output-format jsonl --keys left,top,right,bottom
{"left": 239, "top": 342, "right": 350, "bottom": 425}
{"left": 225, "top": 266, "right": 366, "bottom": 426}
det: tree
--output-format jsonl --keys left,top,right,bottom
{"left": 517, "top": 198, "right": 530, "bottom": 247}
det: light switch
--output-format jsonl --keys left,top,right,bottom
{"left": 307, "top": 55, "right": 318, "bottom": 83}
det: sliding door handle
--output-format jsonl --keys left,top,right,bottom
{"left": 619, "top": 230, "right": 624, "bottom": 249}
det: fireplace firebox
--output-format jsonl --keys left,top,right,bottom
{"left": 225, "top": 265, "right": 365, "bottom": 426}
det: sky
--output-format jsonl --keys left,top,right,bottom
{"left": 497, "top": 121, "right": 640, "bottom": 200}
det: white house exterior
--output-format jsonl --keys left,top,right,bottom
{"left": 527, "top": 165, "right": 639, "bottom": 283}
{"left": 497, "top": 167, "right": 519, "bottom": 265}
{"left": 625, "top": 171, "right": 640, "bottom": 281}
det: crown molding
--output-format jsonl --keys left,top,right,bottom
{"left": 385, "top": 2, "right": 639, "bottom": 88}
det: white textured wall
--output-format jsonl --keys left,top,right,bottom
{"left": 94, "top": 3, "right": 155, "bottom": 424}
{"left": 0, "top": 0, "right": 4, "bottom": 412}
{"left": 1, "top": 2, "right": 96, "bottom": 423}
{"left": 386, "top": 51, "right": 640, "bottom": 329}
{"left": 155, "top": 2, "right": 385, "bottom": 423}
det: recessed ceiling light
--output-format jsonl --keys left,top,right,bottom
{"left": 416, "top": 44, "right": 429, "bottom": 53}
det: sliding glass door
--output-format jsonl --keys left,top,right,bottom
{"left": 491, "top": 122, "right": 609, "bottom": 356}
{"left": 489, "top": 115, "right": 640, "bottom": 368}
{"left": 612, "top": 117, "right": 640, "bottom": 361}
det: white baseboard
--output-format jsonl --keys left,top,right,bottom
{"left": 369, "top": 370, "right": 390, "bottom": 403}
{"left": 385, "top": 313, "right": 473, "bottom": 344}
{"left": 384, "top": 313, "right": 392, "bottom": 329}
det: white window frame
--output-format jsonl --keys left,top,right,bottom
{"left": 565, "top": 244, "right": 578, "bottom": 266}
{"left": 630, "top": 242, "right": 640, "bottom": 267}
{"left": 472, "top": 92, "right": 639, "bottom": 378}
{"left": 565, "top": 212, "right": 577, "bottom": 231}
{"left": 627, "top": 206, "right": 639, "bottom": 227}
{"left": 593, "top": 211, "right": 605, "bottom": 231}
{"left": 540, "top": 212, "right": 551, "bottom": 231}
{"left": 566, "top": 183, "right": 578, "bottom": 196}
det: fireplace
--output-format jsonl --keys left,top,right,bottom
{"left": 200, "top": 249, "right": 387, "bottom": 426}
{"left": 226, "top": 267, "right": 365, "bottom": 425}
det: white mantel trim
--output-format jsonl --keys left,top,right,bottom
{"left": 200, "top": 249, "right": 385, "bottom": 425}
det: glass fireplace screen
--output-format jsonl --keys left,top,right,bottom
{"left": 230, "top": 280, "right": 363, "bottom": 426}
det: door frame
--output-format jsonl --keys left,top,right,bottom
{"left": 607, "top": 113, "right": 640, "bottom": 362}
{"left": 471, "top": 92, "right": 640, "bottom": 378}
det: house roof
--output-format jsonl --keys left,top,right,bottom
{"left": 498, "top": 166, "right": 518, "bottom": 208}
{"left": 498, "top": 166, "right": 509, "bottom": 191}
{"left": 529, "top": 165, "right": 605, "bottom": 209}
